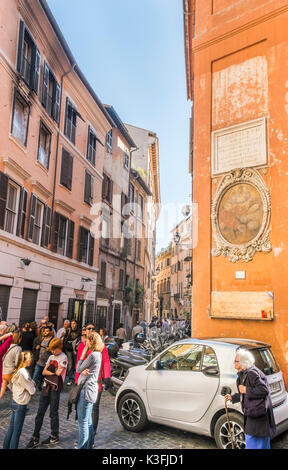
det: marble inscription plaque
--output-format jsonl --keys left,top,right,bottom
{"left": 212, "top": 118, "right": 267, "bottom": 175}
{"left": 211, "top": 291, "right": 273, "bottom": 320}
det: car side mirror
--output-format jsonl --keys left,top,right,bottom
{"left": 203, "top": 366, "right": 219, "bottom": 376}
{"left": 153, "top": 360, "right": 162, "bottom": 370}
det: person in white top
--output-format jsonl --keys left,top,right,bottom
{"left": 3, "top": 351, "right": 35, "bottom": 449}
{"left": 56, "top": 319, "right": 70, "bottom": 339}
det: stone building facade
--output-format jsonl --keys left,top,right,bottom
{"left": 183, "top": 0, "right": 288, "bottom": 375}
{"left": 0, "top": 0, "right": 115, "bottom": 328}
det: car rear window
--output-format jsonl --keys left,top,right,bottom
{"left": 251, "top": 348, "right": 280, "bottom": 376}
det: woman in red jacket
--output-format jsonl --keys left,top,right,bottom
{"left": 0, "top": 332, "right": 13, "bottom": 386}
{"left": 75, "top": 324, "right": 111, "bottom": 437}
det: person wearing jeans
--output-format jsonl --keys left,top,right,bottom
{"left": 77, "top": 389, "right": 94, "bottom": 449}
{"left": 26, "top": 339, "right": 67, "bottom": 448}
{"left": 76, "top": 332, "right": 103, "bottom": 449}
{"left": 75, "top": 325, "right": 111, "bottom": 438}
{"left": 3, "top": 351, "right": 35, "bottom": 449}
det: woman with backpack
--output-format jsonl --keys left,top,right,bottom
{"left": 76, "top": 331, "right": 104, "bottom": 449}
{"left": 225, "top": 348, "right": 276, "bottom": 449}
{"left": 3, "top": 351, "right": 35, "bottom": 449}
{"left": 0, "top": 331, "right": 22, "bottom": 399}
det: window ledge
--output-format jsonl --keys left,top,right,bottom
{"left": 3, "top": 156, "right": 31, "bottom": 183}
{"left": 31, "top": 180, "right": 52, "bottom": 200}
{"left": 36, "top": 160, "right": 49, "bottom": 174}
{"left": 8, "top": 134, "right": 28, "bottom": 153}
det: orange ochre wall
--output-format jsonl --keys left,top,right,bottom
{"left": 190, "top": 0, "right": 288, "bottom": 378}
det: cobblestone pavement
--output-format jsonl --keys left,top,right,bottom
{"left": 0, "top": 387, "right": 287, "bottom": 449}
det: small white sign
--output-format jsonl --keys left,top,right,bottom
{"left": 235, "top": 271, "right": 246, "bottom": 280}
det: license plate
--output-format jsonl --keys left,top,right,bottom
{"left": 270, "top": 381, "right": 281, "bottom": 394}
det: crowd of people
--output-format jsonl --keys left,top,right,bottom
{"left": 0, "top": 317, "right": 111, "bottom": 449}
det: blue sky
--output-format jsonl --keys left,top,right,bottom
{"left": 47, "top": 0, "right": 191, "bottom": 252}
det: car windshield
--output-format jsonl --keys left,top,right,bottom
{"left": 251, "top": 348, "right": 280, "bottom": 376}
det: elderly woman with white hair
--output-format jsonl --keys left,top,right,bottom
{"left": 225, "top": 348, "right": 276, "bottom": 449}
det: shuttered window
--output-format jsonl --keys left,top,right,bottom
{"left": 99, "top": 261, "right": 106, "bottom": 287}
{"left": 85, "top": 300, "right": 95, "bottom": 325}
{"left": 119, "top": 269, "right": 124, "bottom": 289}
{"left": 95, "top": 306, "right": 107, "bottom": 331}
{"left": 19, "top": 289, "right": 38, "bottom": 327}
{"left": 64, "top": 98, "right": 77, "bottom": 144}
{"left": 106, "top": 129, "right": 113, "bottom": 152}
{"left": 11, "top": 90, "right": 30, "bottom": 146}
{"left": 51, "top": 212, "right": 74, "bottom": 258}
{"left": 60, "top": 149, "right": 73, "bottom": 190}
{"left": 41, "top": 62, "right": 61, "bottom": 123}
{"left": 37, "top": 122, "right": 51, "bottom": 169}
{"left": 84, "top": 171, "right": 94, "bottom": 205}
{"left": 102, "top": 174, "right": 113, "bottom": 204}
{"left": 0, "top": 286, "right": 11, "bottom": 322}
{"left": 77, "top": 227, "right": 94, "bottom": 266}
{"left": 0, "top": 172, "right": 27, "bottom": 237}
{"left": 17, "top": 21, "right": 41, "bottom": 93}
{"left": 87, "top": 126, "right": 97, "bottom": 166}
{"left": 137, "top": 240, "right": 141, "bottom": 262}
{"left": 27, "top": 194, "right": 51, "bottom": 247}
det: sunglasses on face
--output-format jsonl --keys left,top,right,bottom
{"left": 86, "top": 327, "right": 95, "bottom": 331}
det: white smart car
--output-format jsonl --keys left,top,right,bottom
{"left": 115, "top": 338, "right": 288, "bottom": 448}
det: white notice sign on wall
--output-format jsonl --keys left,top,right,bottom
{"left": 212, "top": 118, "right": 267, "bottom": 175}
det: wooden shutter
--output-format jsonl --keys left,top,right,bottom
{"left": 101, "top": 262, "right": 106, "bottom": 286}
{"left": 0, "top": 285, "right": 11, "bottom": 321}
{"left": 84, "top": 171, "right": 90, "bottom": 204}
{"left": 66, "top": 220, "right": 74, "bottom": 258}
{"left": 42, "top": 62, "right": 49, "bottom": 107}
{"left": 27, "top": 194, "right": 37, "bottom": 241}
{"left": 51, "top": 212, "right": 60, "bottom": 252}
{"left": 119, "top": 269, "right": 124, "bottom": 289}
{"left": 19, "top": 289, "right": 38, "bottom": 327}
{"left": 87, "top": 125, "right": 91, "bottom": 161}
{"left": 88, "top": 233, "right": 94, "bottom": 266}
{"left": 0, "top": 172, "right": 9, "bottom": 230}
{"left": 67, "top": 298, "right": 75, "bottom": 321}
{"left": 60, "top": 150, "right": 73, "bottom": 190}
{"left": 64, "top": 97, "right": 70, "bottom": 136}
{"left": 17, "top": 20, "right": 25, "bottom": 74}
{"left": 109, "top": 179, "right": 113, "bottom": 203}
{"left": 54, "top": 82, "right": 61, "bottom": 123}
{"left": 77, "top": 226, "right": 84, "bottom": 261}
{"left": 85, "top": 300, "right": 94, "bottom": 324}
{"left": 33, "top": 48, "right": 41, "bottom": 93}
{"left": 41, "top": 205, "right": 51, "bottom": 248}
{"left": 16, "top": 187, "right": 27, "bottom": 237}
{"left": 102, "top": 174, "right": 106, "bottom": 199}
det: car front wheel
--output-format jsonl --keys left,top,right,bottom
{"left": 214, "top": 412, "right": 246, "bottom": 449}
{"left": 118, "top": 393, "right": 148, "bottom": 432}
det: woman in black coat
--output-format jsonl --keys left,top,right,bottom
{"left": 225, "top": 348, "right": 276, "bottom": 449}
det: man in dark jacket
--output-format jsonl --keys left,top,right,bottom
{"left": 225, "top": 348, "right": 276, "bottom": 449}
{"left": 63, "top": 319, "right": 81, "bottom": 385}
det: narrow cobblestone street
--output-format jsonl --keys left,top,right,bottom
{"left": 0, "top": 386, "right": 287, "bottom": 449}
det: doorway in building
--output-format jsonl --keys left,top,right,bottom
{"left": 49, "top": 286, "right": 62, "bottom": 329}
{"left": 0, "top": 285, "right": 11, "bottom": 321}
{"left": 113, "top": 305, "right": 121, "bottom": 336}
{"left": 19, "top": 289, "right": 38, "bottom": 327}
{"left": 95, "top": 306, "right": 107, "bottom": 331}
{"left": 67, "top": 298, "right": 85, "bottom": 326}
